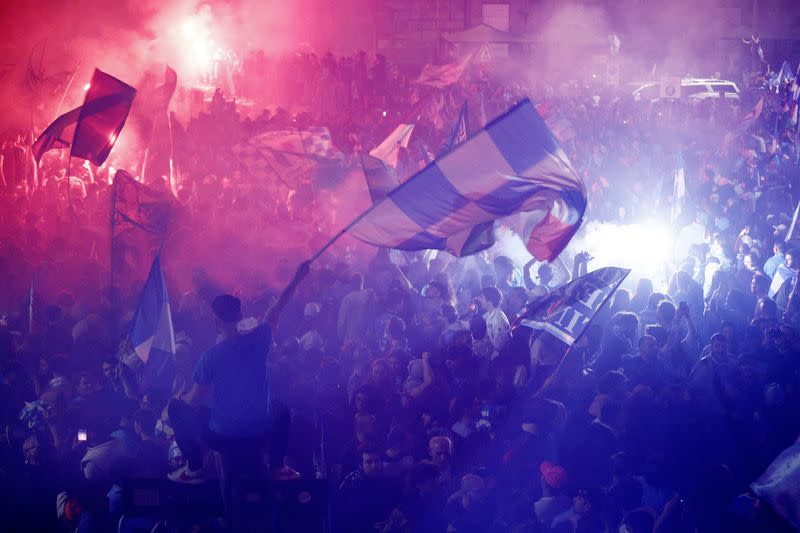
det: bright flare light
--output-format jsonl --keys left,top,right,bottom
{"left": 568, "top": 221, "right": 676, "bottom": 290}
{"left": 83, "top": 83, "right": 91, "bottom": 91}
{"left": 175, "top": 8, "right": 216, "bottom": 77}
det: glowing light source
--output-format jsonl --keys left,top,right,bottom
{"left": 181, "top": 19, "right": 197, "bottom": 38}
{"left": 568, "top": 221, "right": 676, "bottom": 290}
{"left": 174, "top": 8, "right": 219, "bottom": 77}
{"left": 83, "top": 83, "right": 91, "bottom": 91}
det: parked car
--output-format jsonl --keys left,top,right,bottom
{"left": 625, "top": 78, "right": 740, "bottom": 103}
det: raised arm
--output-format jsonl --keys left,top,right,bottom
{"left": 523, "top": 258, "right": 537, "bottom": 290}
{"left": 552, "top": 255, "right": 572, "bottom": 286}
{"left": 572, "top": 251, "right": 591, "bottom": 280}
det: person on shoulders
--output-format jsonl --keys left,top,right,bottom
{"left": 167, "top": 261, "right": 310, "bottom": 523}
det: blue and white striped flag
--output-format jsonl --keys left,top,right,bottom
{"left": 516, "top": 267, "right": 630, "bottom": 345}
{"left": 362, "top": 153, "right": 400, "bottom": 204}
{"left": 125, "top": 255, "right": 175, "bottom": 364}
{"left": 348, "top": 99, "right": 587, "bottom": 260}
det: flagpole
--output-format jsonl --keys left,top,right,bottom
{"left": 141, "top": 146, "right": 149, "bottom": 183}
{"left": 65, "top": 154, "right": 73, "bottom": 212}
{"left": 167, "top": 111, "right": 176, "bottom": 196}
{"left": 109, "top": 174, "right": 118, "bottom": 342}
{"left": 527, "top": 268, "right": 631, "bottom": 399}
{"left": 307, "top": 192, "right": 385, "bottom": 263}
{"left": 54, "top": 63, "right": 80, "bottom": 120}
{"left": 28, "top": 273, "right": 35, "bottom": 335}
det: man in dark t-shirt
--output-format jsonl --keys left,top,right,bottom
{"left": 192, "top": 317, "right": 271, "bottom": 438}
{"left": 167, "top": 261, "right": 310, "bottom": 519}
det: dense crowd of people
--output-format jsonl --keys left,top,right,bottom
{"left": 1, "top": 45, "right": 800, "bottom": 532}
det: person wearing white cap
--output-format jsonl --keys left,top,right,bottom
{"left": 299, "top": 302, "right": 324, "bottom": 351}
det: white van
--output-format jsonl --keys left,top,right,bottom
{"left": 627, "top": 78, "right": 740, "bottom": 103}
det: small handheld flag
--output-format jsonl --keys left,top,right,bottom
{"left": 516, "top": 267, "right": 631, "bottom": 345}
{"left": 124, "top": 255, "right": 175, "bottom": 365}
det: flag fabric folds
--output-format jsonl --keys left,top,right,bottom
{"left": 439, "top": 102, "right": 469, "bottom": 156}
{"left": 516, "top": 267, "right": 631, "bottom": 345}
{"left": 415, "top": 54, "right": 473, "bottom": 89}
{"left": 369, "top": 124, "right": 415, "bottom": 168}
{"left": 120, "top": 254, "right": 177, "bottom": 397}
{"left": 133, "top": 66, "right": 178, "bottom": 140}
{"left": 241, "top": 127, "right": 340, "bottom": 159}
{"left": 437, "top": 101, "right": 496, "bottom": 255}
{"left": 70, "top": 69, "right": 137, "bottom": 166}
{"left": 232, "top": 127, "right": 341, "bottom": 187}
{"left": 150, "top": 66, "right": 178, "bottom": 118}
{"left": 671, "top": 153, "right": 686, "bottom": 225}
{"left": 348, "top": 99, "right": 587, "bottom": 260}
{"left": 112, "top": 170, "right": 174, "bottom": 290}
{"left": 751, "top": 439, "right": 800, "bottom": 530}
{"left": 362, "top": 153, "right": 400, "bottom": 203}
{"left": 113, "top": 170, "right": 174, "bottom": 235}
{"left": 769, "top": 264, "right": 793, "bottom": 298}
{"left": 32, "top": 107, "right": 81, "bottom": 163}
{"left": 124, "top": 255, "right": 175, "bottom": 364}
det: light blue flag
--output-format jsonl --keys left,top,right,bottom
{"left": 127, "top": 255, "right": 175, "bottom": 364}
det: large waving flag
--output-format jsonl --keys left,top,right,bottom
{"left": 437, "top": 101, "right": 496, "bottom": 255}
{"left": 33, "top": 70, "right": 136, "bottom": 164}
{"left": 516, "top": 267, "right": 630, "bottom": 345}
{"left": 124, "top": 255, "right": 175, "bottom": 365}
{"left": 348, "top": 99, "right": 587, "bottom": 260}
{"left": 362, "top": 153, "right": 400, "bottom": 203}
{"left": 671, "top": 153, "right": 686, "bottom": 224}
{"left": 71, "top": 69, "right": 137, "bottom": 166}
